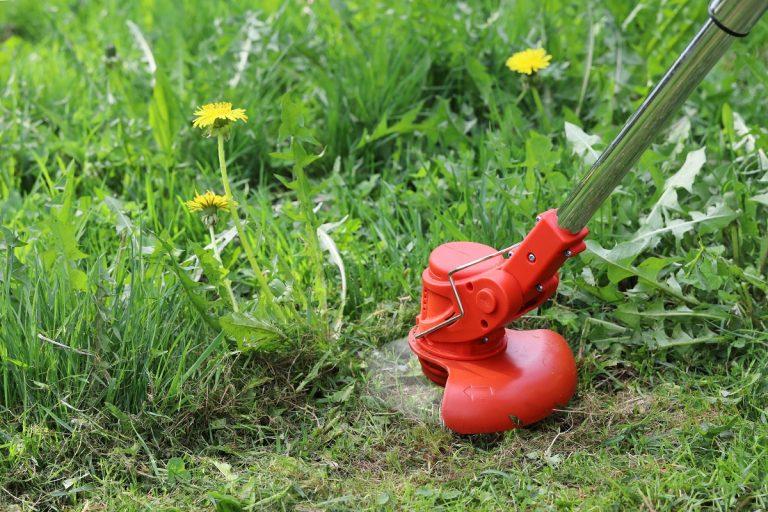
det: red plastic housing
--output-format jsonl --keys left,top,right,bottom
{"left": 408, "top": 209, "right": 588, "bottom": 434}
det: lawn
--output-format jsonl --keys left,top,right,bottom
{"left": 1, "top": 0, "right": 767, "bottom": 510}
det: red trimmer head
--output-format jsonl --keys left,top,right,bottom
{"left": 408, "top": 210, "right": 587, "bottom": 434}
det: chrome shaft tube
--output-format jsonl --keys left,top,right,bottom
{"left": 557, "top": 0, "right": 767, "bottom": 233}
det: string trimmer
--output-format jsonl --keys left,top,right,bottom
{"left": 407, "top": 0, "right": 767, "bottom": 434}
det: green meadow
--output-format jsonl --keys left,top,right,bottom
{"left": 1, "top": 0, "right": 767, "bottom": 509}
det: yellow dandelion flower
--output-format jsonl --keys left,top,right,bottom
{"left": 186, "top": 190, "right": 233, "bottom": 227}
{"left": 186, "top": 190, "right": 231, "bottom": 212}
{"left": 192, "top": 102, "right": 248, "bottom": 135}
{"left": 505, "top": 48, "right": 552, "bottom": 75}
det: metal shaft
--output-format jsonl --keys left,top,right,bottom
{"left": 557, "top": 0, "right": 768, "bottom": 233}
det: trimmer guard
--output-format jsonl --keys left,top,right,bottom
{"left": 409, "top": 328, "right": 576, "bottom": 434}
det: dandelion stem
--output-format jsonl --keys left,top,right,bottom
{"left": 514, "top": 81, "right": 529, "bottom": 104}
{"left": 216, "top": 134, "right": 274, "bottom": 303}
{"left": 530, "top": 85, "right": 550, "bottom": 131}
{"left": 209, "top": 224, "right": 239, "bottom": 312}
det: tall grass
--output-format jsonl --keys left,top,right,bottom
{"left": 1, "top": 0, "right": 766, "bottom": 425}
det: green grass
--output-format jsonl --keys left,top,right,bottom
{"left": 1, "top": 0, "right": 767, "bottom": 509}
